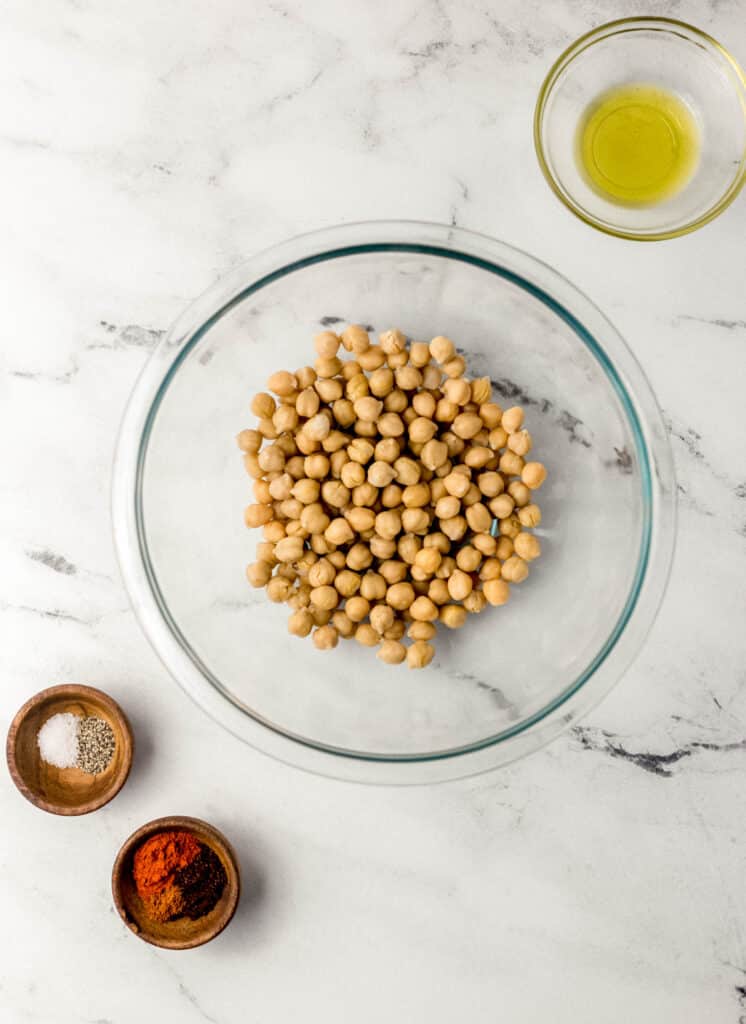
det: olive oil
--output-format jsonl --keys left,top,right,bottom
{"left": 577, "top": 83, "right": 699, "bottom": 206}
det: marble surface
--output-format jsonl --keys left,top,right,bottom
{"left": 2, "top": 0, "right": 746, "bottom": 1021}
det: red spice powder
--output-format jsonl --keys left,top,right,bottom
{"left": 132, "top": 830, "right": 201, "bottom": 897}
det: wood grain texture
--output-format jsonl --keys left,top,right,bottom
{"left": 111, "top": 815, "right": 241, "bottom": 950}
{"left": 6, "top": 684, "right": 133, "bottom": 815}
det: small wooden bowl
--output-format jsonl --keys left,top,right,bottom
{"left": 112, "top": 816, "right": 241, "bottom": 949}
{"left": 6, "top": 684, "right": 133, "bottom": 815}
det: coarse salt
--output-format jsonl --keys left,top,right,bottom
{"left": 37, "top": 712, "right": 79, "bottom": 768}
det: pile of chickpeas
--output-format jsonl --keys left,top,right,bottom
{"left": 238, "top": 326, "right": 546, "bottom": 669}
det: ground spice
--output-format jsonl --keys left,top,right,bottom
{"left": 131, "top": 830, "right": 227, "bottom": 924}
{"left": 133, "top": 831, "right": 202, "bottom": 897}
{"left": 175, "top": 845, "right": 227, "bottom": 920}
{"left": 76, "top": 716, "right": 116, "bottom": 774}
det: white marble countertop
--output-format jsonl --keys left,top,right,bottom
{"left": 3, "top": 1, "right": 746, "bottom": 1021}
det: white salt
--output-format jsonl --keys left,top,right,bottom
{"left": 37, "top": 712, "right": 80, "bottom": 768}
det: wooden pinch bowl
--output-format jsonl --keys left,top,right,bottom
{"left": 6, "top": 684, "right": 133, "bottom": 815}
{"left": 112, "top": 816, "right": 241, "bottom": 949}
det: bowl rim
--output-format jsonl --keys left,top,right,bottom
{"left": 534, "top": 16, "right": 746, "bottom": 241}
{"left": 112, "top": 220, "right": 676, "bottom": 783}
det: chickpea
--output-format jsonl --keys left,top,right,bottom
{"left": 305, "top": 453, "right": 330, "bottom": 479}
{"left": 339, "top": 323, "right": 369, "bottom": 354}
{"left": 469, "top": 378, "right": 491, "bottom": 404}
{"left": 433, "top": 495, "right": 459, "bottom": 520}
{"left": 488, "top": 426, "right": 508, "bottom": 450}
{"left": 428, "top": 578, "right": 450, "bottom": 605}
{"left": 332, "top": 398, "right": 356, "bottom": 428}
{"left": 384, "top": 389, "right": 408, "bottom": 413}
{"left": 266, "top": 576, "right": 293, "bottom": 603}
{"left": 310, "top": 534, "right": 333, "bottom": 555}
{"left": 435, "top": 398, "right": 459, "bottom": 423}
{"left": 327, "top": 550, "right": 346, "bottom": 569}
{"left": 272, "top": 536, "right": 303, "bottom": 563}
{"left": 386, "top": 580, "right": 415, "bottom": 609}
{"left": 355, "top": 623, "right": 380, "bottom": 647}
{"left": 381, "top": 483, "right": 403, "bottom": 508}
{"left": 463, "top": 589, "right": 487, "bottom": 614}
{"left": 345, "top": 506, "right": 376, "bottom": 533}
{"left": 452, "top": 412, "right": 483, "bottom": 440}
{"left": 477, "top": 471, "right": 504, "bottom": 498}
{"left": 518, "top": 503, "right": 542, "bottom": 528}
{"left": 478, "top": 403, "right": 502, "bottom": 429}
{"left": 394, "top": 365, "right": 421, "bottom": 391}
{"left": 344, "top": 596, "right": 369, "bottom": 623}
{"left": 273, "top": 405, "right": 298, "bottom": 433}
{"left": 401, "top": 508, "right": 430, "bottom": 534}
{"left": 423, "top": 531, "right": 450, "bottom": 554}
{"left": 483, "top": 578, "right": 510, "bottom": 605}
{"left": 332, "top": 609, "right": 355, "bottom": 638}
{"left": 288, "top": 608, "right": 314, "bottom": 637}
{"left": 309, "top": 584, "right": 338, "bottom": 611}
{"left": 455, "top": 546, "right": 481, "bottom": 572}
{"left": 495, "top": 536, "right": 514, "bottom": 561}
{"left": 346, "top": 373, "right": 369, "bottom": 402}
{"left": 255, "top": 541, "right": 277, "bottom": 564}
{"left": 407, "top": 621, "right": 435, "bottom": 642}
{"left": 501, "top": 555, "right": 529, "bottom": 583}
{"left": 494, "top": 511, "right": 519, "bottom": 538}
{"left": 375, "top": 438, "right": 400, "bottom": 463}
{"left": 321, "top": 480, "right": 350, "bottom": 509}
{"left": 429, "top": 335, "right": 455, "bottom": 363}
{"left": 501, "top": 406, "right": 524, "bottom": 433}
{"left": 354, "top": 396, "right": 383, "bottom": 422}
{"left": 410, "top": 393, "right": 435, "bottom": 419}
{"left": 328, "top": 451, "right": 347, "bottom": 481}
{"left": 324, "top": 431, "right": 349, "bottom": 455}
{"left": 405, "top": 341, "right": 428, "bottom": 367}
{"left": 441, "top": 431, "right": 465, "bottom": 457}
{"left": 341, "top": 461, "right": 366, "bottom": 488}
{"left": 300, "top": 504, "right": 330, "bottom": 534}
{"left": 311, "top": 607, "right": 333, "bottom": 627}
{"left": 292, "top": 478, "right": 321, "bottom": 504}
{"left": 335, "top": 569, "right": 360, "bottom": 597}
{"left": 315, "top": 377, "right": 343, "bottom": 403}
{"left": 413, "top": 546, "right": 442, "bottom": 576}
{"left": 490, "top": 494, "right": 515, "bottom": 519}
{"left": 254, "top": 479, "right": 272, "bottom": 505}
{"left": 447, "top": 569, "right": 473, "bottom": 602}
{"left": 440, "top": 604, "right": 467, "bottom": 629}
{"left": 268, "top": 473, "right": 294, "bottom": 501}
{"left": 521, "top": 462, "right": 547, "bottom": 489}
{"left": 440, "top": 516, "right": 467, "bottom": 542}
{"left": 409, "top": 417, "right": 437, "bottom": 444}
{"left": 378, "top": 413, "right": 405, "bottom": 438}
{"left": 264, "top": 520, "right": 287, "bottom": 542}
{"left": 442, "top": 355, "right": 466, "bottom": 378}
{"left": 313, "top": 624, "right": 339, "bottom": 650}
{"left": 368, "top": 537, "right": 394, "bottom": 563}
{"left": 243, "top": 454, "right": 262, "bottom": 478}
{"left": 325, "top": 518, "right": 354, "bottom": 546}
{"left": 506, "top": 429, "right": 531, "bottom": 457}
{"left": 355, "top": 419, "right": 378, "bottom": 438}
{"left": 421, "top": 439, "right": 448, "bottom": 471}
{"left": 368, "top": 461, "right": 397, "bottom": 487}
{"left": 244, "top": 504, "right": 273, "bottom": 528}
{"left": 267, "top": 370, "right": 297, "bottom": 397}
{"left": 348, "top": 438, "right": 375, "bottom": 464}
{"left": 377, "top": 640, "right": 407, "bottom": 664}
{"left": 346, "top": 543, "right": 373, "bottom": 571}
{"left": 410, "top": 596, "right": 439, "bottom": 622}
{"left": 258, "top": 418, "right": 279, "bottom": 440}
{"left": 397, "top": 533, "right": 421, "bottom": 564}
{"left": 315, "top": 355, "right": 342, "bottom": 379}
{"left": 407, "top": 641, "right": 434, "bottom": 669}
{"left": 393, "top": 456, "right": 420, "bottom": 486}
{"left": 513, "top": 532, "right": 541, "bottom": 561}
{"left": 251, "top": 392, "right": 276, "bottom": 419}
{"left": 463, "top": 446, "right": 491, "bottom": 470}
{"left": 499, "top": 451, "right": 524, "bottom": 476}
{"left": 303, "top": 413, "right": 330, "bottom": 443}
{"left": 397, "top": 482, "right": 427, "bottom": 509}
{"left": 237, "top": 428, "right": 261, "bottom": 453}
{"left": 443, "top": 377, "right": 471, "bottom": 405}
{"left": 374, "top": 510, "right": 401, "bottom": 540}
{"left": 365, "top": 366, "right": 391, "bottom": 397}
{"left": 379, "top": 328, "right": 406, "bottom": 354}
{"left": 314, "top": 331, "right": 340, "bottom": 359}
{"left": 286, "top": 456, "right": 306, "bottom": 479}
{"left": 506, "top": 480, "right": 530, "bottom": 508}
{"left": 466, "top": 502, "right": 492, "bottom": 533}
{"left": 473, "top": 532, "right": 497, "bottom": 556}
{"left": 369, "top": 604, "right": 395, "bottom": 635}
{"left": 246, "top": 561, "right": 273, "bottom": 587}
{"left": 443, "top": 471, "right": 471, "bottom": 498}
{"left": 257, "top": 444, "right": 285, "bottom": 474}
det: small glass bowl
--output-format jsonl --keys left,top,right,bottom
{"left": 534, "top": 17, "right": 746, "bottom": 240}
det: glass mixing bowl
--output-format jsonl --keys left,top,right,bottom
{"left": 112, "top": 221, "right": 675, "bottom": 783}
{"left": 535, "top": 18, "right": 746, "bottom": 240}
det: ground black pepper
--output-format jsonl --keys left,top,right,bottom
{"left": 174, "top": 844, "right": 227, "bottom": 919}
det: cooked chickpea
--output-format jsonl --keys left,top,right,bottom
{"left": 320, "top": 480, "right": 349, "bottom": 509}
{"left": 396, "top": 365, "right": 422, "bottom": 391}
{"left": 499, "top": 514, "right": 522, "bottom": 539}
{"left": 264, "top": 520, "right": 287, "bottom": 542}
{"left": 394, "top": 456, "right": 421, "bottom": 486}
{"left": 463, "top": 589, "right": 487, "bottom": 614}
{"left": 447, "top": 569, "right": 473, "bottom": 602}
{"left": 386, "top": 581, "right": 415, "bottom": 610}
{"left": 414, "top": 546, "right": 442, "bottom": 575}
{"left": 495, "top": 536, "right": 514, "bottom": 561}
{"left": 409, "top": 417, "right": 437, "bottom": 444}
{"left": 401, "top": 508, "right": 430, "bottom": 534}
{"left": 360, "top": 572, "right": 386, "bottom": 602}
{"left": 518, "top": 503, "right": 541, "bottom": 528}
{"left": 465, "top": 502, "right": 492, "bottom": 533}
{"left": 314, "top": 331, "right": 340, "bottom": 359}
{"left": 521, "top": 462, "right": 547, "bottom": 489}
{"left": 408, "top": 620, "right": 436, "bottom": 641}
{"left": 407, "top": 641, "right": 434, "bottom": 669}
{"left": 246, "top": 561, "right": 273, "bottom": 587}
{"left": 410, "top": 596, "right": 439, "bottom": 622}
{"left": 473, "top": 532, "right": 497, "bottom": 556}
{"left": 288, "top": 608, "right": 314, "bottom": 637}
{"left": 370, "top": 604, "right": 395, "bottom": 634}
{"left": 355, "top": 420, "right": 377, "bottom": 438}
{"left": 418, "top": 439, "right": 446, "bottom": 471}
{"left": 345, "top": 506, "right": 376, "bottom": 533}
{"left": 455, "top": 546, "right": 481, "bottom": 572}
{"left": 254, "top": 479, "right": 272, "bottom": 504}
{"left": 507, "top": 480, "right": 530, "bottom": 508}
{"left": 304, "top": 453, "right": 330, "bottom": 479}
{"left": 411, "top": 392, "right": 436, "bottom": 419}
{"left": 237, "top": 428, "right": 262, "bottom": 453}
{"left": 501, "top": 406, "right": 524, "bottom": 433}
{"left": 369, "top": 535, "right": 395, "bottom": 561}
{"left": 434, "top": 398, "right": 458, "bottom": 423}
{"left": 488, "top": 426, "right": 508, "bottom": 450}
{"left": 258, "top": 445, "right": 285, "bottom": 473}
{"left": 364, "top": 365, "right": 390, "bottom": 395}
{"left": 268, "top": 473, "right": 294, "bottom": 501}
{"left": 421, "top": 364, "right": 442, "bottom": 390}
{"left": 483, "top": 578, "right": 510, "bottom": 605}
{"left": 375, "top": 438, "right": 400, "bottom": 463}
{"left": 355, "top": 623, "right": 380, "bottom": 647}
{"left": 348, "top": 438, "right": 375, "bottom": 465}
{"left": 243, "top": 453, "right": 262, "bottom": 478}
{"left": 309, "top": 584, "right": 337, "bottom": 611}
{"left": 423, "top": 531, "right": 450, "bottom": 553}
{"left": 399, "top": 482, "right": 428, "bottom": 508}
{"left": 368, "top": 461, "right": 397, "bottom": 487}
{"left": 499, "top": 451, "right": 524, "bottom": 476}
{"left": 490, "top": 493, "right": 515, "bottom": 519}
{"left": 300, "top": 504, "right": 330, "bottom": 534}
{"left": 443, "top": 378, "right": 471, "bottom": 406}
{"left": 428, "top": 578, "right": 450, "bottom": 605}
{"left": 354, "top": 396, "right": 383, "bottom": 422}
{"left": 251, "top": 392, "right": 276, "bottom": 419}
{"left": 273, "top": 536, "right": 303, "bottom": 563}
{"left": 381, "top": 483, "right": 402, "bottom": 508}
{"left": 440, "top": 515, "right": 467, "bottom": 542}
{"left": 292, "top": 478, "right": 320, "bottom": 505}
{"left": 507, "top": 429, "right": 532, "bottom": 457}
{"left": 244, "top": 503, "right": 273, "bottom": 528}
{"left": 324, "top": 431, "right": 348, "bottom": 455}
{"left": 267, "top": 370, "right": 297, "bottom": 397}
{"left": 375, "top": 510, "right": 402, "bottom": 540}
{"left": 377, "top": 413, "right": 404, "bottom": 438}
{"left": 311, "top": 607, "right": 333, "bottom": 626}
{"left": 380, "top": 328, "right": 406, "bottom": 355}
{"left": 452, "top": 412, "right": 483, "bottom": 440}
{"left": 440, "top": 604, "right": 467, "bottom": 629}
{"left": 332, "top": 609, "right": 355, "bottom": 638}
{"left": 315, "top": 356, "right": 343, "bottom": 379}
{"left": 513, "top": 532, "right": 541, "bottom": 561}
{"left": 377, "top": 640, "right": 407, "bottom": 664}
{"left": 398, "top": 533, "right": 421, "bottom": 565}
{"left": 346, "top": 543, "right": 373, "bottom": 571}
{"left": 331, "top": 398, "right": 355, "bottom": 428}
{"left": 341, "top": 324, "right": 370, "bottom": 354}
{"left": 429, "top": 335, "right": 455, "bottom": 363}
{"left": 443, "top": 471, "right": 471, "bottom": 498}
{"left": 304, "top": 413, "right": 331, "bottom": 443}
{"left": 341, "top": 461, "right": 366, "bottom": 488}
{"left": 477, "top": 471, "right": 503, "bottom": 498}
{"left": 266, "top": 576, "right": 293, "bottom": 602}
{"left": 479, "top": 403, "right": 503, "bottom": 429}
{"left": 501, "top": 556, "right": 529, "bottom": 583}
{"left": 313, "top": 624, "right": 339, "bottom": 650}
{"left": 325, "top": 518, "right": 355, "bottom": 546}
{"left": 334, "top": 569, "right": 360, "bottom": 597}
{"left": 434, "top": 494, "right": 460, "bottom": 520}
{"left": 315, "top": 378, "right": 343, "bottom": 403}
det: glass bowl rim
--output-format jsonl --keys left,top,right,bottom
{"left": 533, "top": 16, "right": 746, "bottom": 242}
{"left": 112, "top": 220, "right": 676, "bottom": 783}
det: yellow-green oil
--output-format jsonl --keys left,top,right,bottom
{"left": 577, "top": 83, "right": 700, "bottom": 206}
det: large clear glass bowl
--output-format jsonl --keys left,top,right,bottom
{"left": 112, "top": 221, "right": 675, "bottom": 783}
